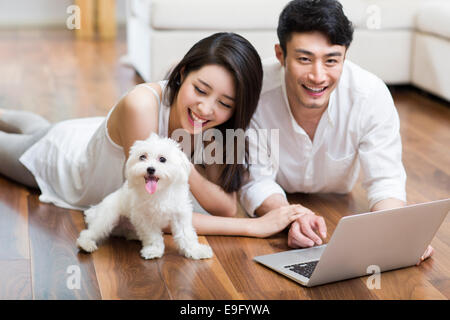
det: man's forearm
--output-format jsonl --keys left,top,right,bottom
{"left": 254, "top": 193, "right": 289, "bottom": 217}
{"left": 371, "top": 198, "right": 406, "bottom": 212}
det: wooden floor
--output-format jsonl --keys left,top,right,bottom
{"left": 0, "top": 28, "right": 449, "bottom": 300}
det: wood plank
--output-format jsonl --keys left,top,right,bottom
{"left": 420, "top": 227, "right": 450, "bottom": 299}
{"left": 207, "top": 234, "right": 311, "bottom": 299}
{"left": 0, "top": 260, "right": 32, "bottom": 299}
{"left": 0, "top": 29, "right": 135, "bottom": 122}
{"left": 395, "top": 89, "right": 450, "bottom": 143}
{"left": 367, "top": 265, "right": 446, "bottom": 300}
{"left": 28, "top": 193, "right": 101, "bottom": 299}
{"left": 0, "top": 178, "right": 30, "bottom": 260}
{"left": 89, "top": 236, "right": 170, "bottom": 300}
{"left": 401, "top": 123, "right": 450, "bottom": 176}
{"left": 402, "top": 148, "right": 449, "bottom": 201}
{"left": 157, "top": 236, "right": 243, "bottom": 299}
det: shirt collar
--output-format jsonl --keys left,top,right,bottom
{"left": 326, "top": 90, "right": 335, "bottom": 127}
{"left": 280, "top": 68, "right": 307, "bottom": 135}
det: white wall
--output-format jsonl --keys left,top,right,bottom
{"left": 0, "top": 0, "right": 127, "bottom": 27}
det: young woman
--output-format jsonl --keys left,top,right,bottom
{"left": 0, "top": 32, "right": 303, "bottom": 238}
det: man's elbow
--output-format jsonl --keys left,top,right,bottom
{"left": 254, "top": 193, "right": 289, "bottom": 217}
{"left": 370, "top": 198, "right": 406, "bottom": 212}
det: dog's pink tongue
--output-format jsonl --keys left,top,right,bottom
{"left": 145, "top": 179, "right": 157, "bottom": 194}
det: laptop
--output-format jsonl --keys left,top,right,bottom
{"left": 254, "top": 198, "right": 450, "bottom": 287}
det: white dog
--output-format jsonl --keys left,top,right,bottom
{"left": 76, "top": 133, "right": 213, "bottom": 260}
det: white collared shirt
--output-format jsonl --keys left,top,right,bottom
{"left": 239, "top": 58, "right": 407, "bottom": 217}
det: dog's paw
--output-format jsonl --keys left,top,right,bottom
{"left": 76, "top": 235, "right": 98, "bottom": 253}
{"left": 140, "top": 245, "right": 164, "bottom": 260}
{"left": 183, "top": 243, "right": 213, "bottom": 260}
{"left": 83, "top": 208, "right": 97, "bottom": 225}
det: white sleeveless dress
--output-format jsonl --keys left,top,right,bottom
{"left": 20, "top": 81, "right": 209, "bottom": 214}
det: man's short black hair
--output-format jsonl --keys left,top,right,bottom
{"left": 277, "top": 0, "right": 354, "bottom": 55}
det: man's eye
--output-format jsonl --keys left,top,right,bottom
{"left": 139, "top": 155, "right": 147, "bottom": 161}
{"left": 159, "top": 156, "right": 166, "bottom": 163}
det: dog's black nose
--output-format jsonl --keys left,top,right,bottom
{"left": 147, "top": 167, "right": 155, "bottom": 175}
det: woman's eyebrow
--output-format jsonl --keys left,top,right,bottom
{"left": 198, "top": 78, "right": 212, "bottom": 89}
{"left": 198, "top": 78, "right": 235, "bottom": 101}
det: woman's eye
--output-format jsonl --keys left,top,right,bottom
{"left": 159, "top": 156, "right": 166, "bottom": 163}
{"left": 194, "top": 86, "right": 206, "bottom": 94}
{"left": 219, "top": 101, "right": 232, "bottom": 109}
{"left": 139, "top": 155, "right": 147, "bottom": 161}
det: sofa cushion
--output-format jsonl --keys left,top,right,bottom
{"left": 342, "top": 0, "right": 428, "bottom": 29}
{"left": 416, "top": 2, "right": 450, "bottom": 39}
{"left": 133, "top": 0, "right": 443, "bottom": 32}
{"left": 145, "top": 0, "right": 427, "bottom": 31}
{"left": 150, "top": 0, "right": 288, "bottom": 30}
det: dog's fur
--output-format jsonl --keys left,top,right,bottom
{"left": 76, "top": 133, "right": 213, "bottom": 260}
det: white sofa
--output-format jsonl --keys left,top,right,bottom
{"left": 126, "top": 0, "right": 450, "bottom": 101}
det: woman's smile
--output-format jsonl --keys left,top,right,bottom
{"left": 187, "top": 108, "right": 210, "bottom": 127}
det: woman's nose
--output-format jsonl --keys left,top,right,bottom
{"left": 197, "top": 100, "right": 214, "bottom": 117}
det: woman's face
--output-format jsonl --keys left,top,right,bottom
{"left": 174, "top": 64, "right": 236, "bottom": 134}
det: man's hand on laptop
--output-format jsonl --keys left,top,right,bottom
{"left": 287, "top": 206, "right": 327, "bottom": 248}
{"left": 416, "top": 245, "right": 434, "bottom": 265}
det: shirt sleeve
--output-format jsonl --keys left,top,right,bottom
{"left": 358, "top": 81, "right": 407, "bottom": 209}
{"left": 239, "top": 119, "right": 286, "bottom": 217}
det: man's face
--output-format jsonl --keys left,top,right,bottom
{"left": 276, "top": 31, "right": 346, "bottom": 110}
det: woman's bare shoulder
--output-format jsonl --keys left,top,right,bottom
{"left": 108, "top": 82, "right": 162, "bottom": 148}
{"left": 122, "top": 82, "right": 162, "bottom": 108}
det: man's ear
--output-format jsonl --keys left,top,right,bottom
{"left": 275, "top": 44, "right": 285, "bottom": 66}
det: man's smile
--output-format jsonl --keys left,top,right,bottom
{"left": 302, "top": 84, "right": 328, "bottom": 97}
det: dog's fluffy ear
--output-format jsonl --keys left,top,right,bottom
{"left": 171, "top": 139, "right": 191, "bottom": 181}
{"left": 129, "top": 139, "right": 147, "bottom": 153}
{"left": 180, "top": 151, "right": 191, "bottom": 178}
{"left": 146, "top": 132, "right": 159, "bottom": 143}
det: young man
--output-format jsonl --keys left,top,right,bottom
{"left": 240, "top": 0, "right": 433, "bottom": 262}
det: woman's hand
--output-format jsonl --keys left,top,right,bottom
{"left": 248, "top": 204, "right": 324, "bottom": 239}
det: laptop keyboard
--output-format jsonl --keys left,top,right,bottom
{"left": 284, "top": 260, "right": 319, "bottom": 279}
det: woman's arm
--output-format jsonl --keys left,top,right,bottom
{"left": 166, "top": 208, "right": 305, "bottom": 238}
{"left": 108, "top": 83, "right": 162, "bottom": 158}
{"left": 189, "top": 163, "right": 237, "bottom": 217}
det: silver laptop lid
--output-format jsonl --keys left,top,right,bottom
{"left": 307, "top": 198, "right": 450, "bottom": 286}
